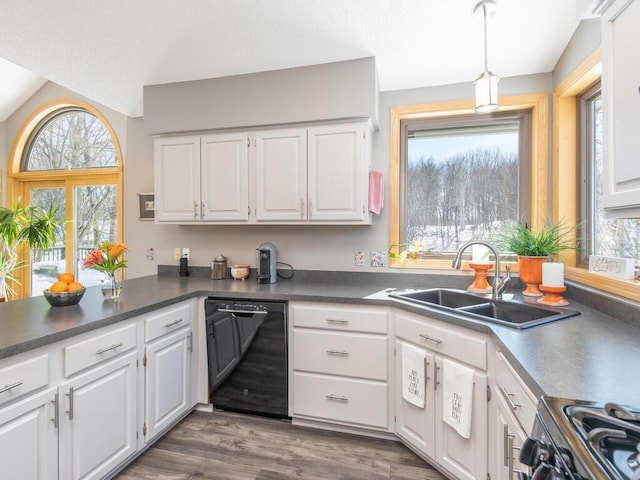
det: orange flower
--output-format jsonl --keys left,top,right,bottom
{"left": 108, "top": 243, "right": 128, "bottom": 260}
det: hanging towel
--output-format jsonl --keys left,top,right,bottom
{"left": 368, "top": 170, "right": 384, "bottom": 215}
{"left": 442, "top": 358, "right": 475, "bottom": 439}
{"left": 402, "top": 342, "right": 425, "bottom": 408}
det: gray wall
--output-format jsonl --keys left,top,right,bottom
{"left": 2, "top": 20, "right": 600, "bottom": 280}
{"left": 553, "top": 18, "right": 601, "bottom": 88}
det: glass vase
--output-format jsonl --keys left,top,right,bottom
{"left": 101, "top": 271, "right": 122, "bottom": 299}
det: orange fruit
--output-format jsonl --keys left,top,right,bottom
{"left": 50, "top": 281, "right": 69, "bottom": 293}
{"left": 68, "top": 282, "right": 84, "bottom": 292}
{"left": 58, "top": 272, "right": 75, "bottom": 284}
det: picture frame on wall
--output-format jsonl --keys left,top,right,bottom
{"left": 138, "top": 193, "right": 155, "bottom": 221}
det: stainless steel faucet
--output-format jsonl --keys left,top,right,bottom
{"left": 451, "top": 240, "right": 510, "bottom": 299}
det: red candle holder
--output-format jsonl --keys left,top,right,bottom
{"left": 467, "top": 263, "right": 493, "bottom": 294}
{"left": 536, "top": 285, "right": 569, "bottom": 306}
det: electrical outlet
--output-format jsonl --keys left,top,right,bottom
{"left": 182, "top": 248, "right": 190, "bottom": 260}
{"left": 174, "top": 248, "right": 181, "bottom": 261}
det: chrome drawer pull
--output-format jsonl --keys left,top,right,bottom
{"left": 66, "top": 387, "right": 74, "bottom": 420}
{"left": 164, "top": 318, "right": 184, "bottom": 328}
{"left": 499, "top": 386, "right": 522, "bottom": 410}
{"left": 325, "top": 318, "right": 349, "bottom": 325}
{"left": 419, "top": 333, "right": 442, "bottom": 344}
{"left": 325, "top": 394, "right": 348, "bottom": 402}
{"left": 326, "top": 349, "right": 349, "bottom": 356}
{"left": 96, "top": 342, "right": 124, "bottom": 355}
{"left": 50, "top": 393, "right": 59, "bottom": 428}
{"left": 0, "top": 380, "right": 23, "bottom": 394}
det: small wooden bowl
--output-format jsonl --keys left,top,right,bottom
{"left": 230, "top": 264, "right": 250, "bottom": 280}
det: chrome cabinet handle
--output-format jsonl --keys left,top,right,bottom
{"left": 419, "top": 333, "right": 442, "bottom": 344}
{"left": 325, "top": 318, "right": 349, "bottom": 325}
{"left": 66, "top": 387, "right": 74, "bottom": 420}
{"left": 51, "top": 393, "right": 59, "bottom": 428}
{"left": 300, "top": 199, "right": 305, "bottom": 218}
{"left": 0, "top": 380, "right": 23, "bottom": 394}
{"left": 434, "top": 364, "right": 441, "bottom": 390}
{"left": 193, "top": 201, "right": 198, "bottom": 219}
{"left": 425, "top": 359, "right": 431, "bottom": 384}
{"left": 507, "top": 433, "right": 515, "bottom": 477}
{"left": 326, "top": 349, "right": 349, "bottom": 356}
{"left": 96, "top": 342, "right": 124, "bottom": 355}
{"left": 325, "top": 394, "right": 348, "bottom": 402}
{"left": 201, "top": 202, "right": 204, "bottom": 218}
{"left": 188, "top": 332, "right": 193, "bottom": 353}
{"left": 499, "top": 386, "right": 522, "bottom": 411}
{"left": 503, "top": 424, "right": 510, "bottom": 467}
{"left": 164, "top": 318, "right": 184, "bottom": 328}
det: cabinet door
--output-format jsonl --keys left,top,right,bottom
{"left": 59, "top": 351, "right": 137, "bottom": 480}
{"left": 601, "top": 0, "right": 640, "bottom": 213}
{"left": 154, "top": 136, "right": 201, "bottom": 222}
{"left": 201, "top": 133, "right": 250, "bottom": 221}
{"left": 255, "top": 128, "right": 307, "bottom": 221}
{"left": 0, "top": 387, "right": 58, "bottom": 480}
{"left": 493, "top": 388, "right": 529, "bottom": 480}
{"left": 394, "top": 339, "right": 436, "bottom": 458}
{"left": 145, "top": 327, "right": 192, "bottom": 441}
{"left": 434, "top": 357, "right": 488, "bottom": 480}
{"left": 307, "top": 123, "right": 367, "bottom": 222}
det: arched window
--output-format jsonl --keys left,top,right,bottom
{"left": 8, "top": 100, "right": 123, "bottom": 298}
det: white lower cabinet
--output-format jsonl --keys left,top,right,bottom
{"left": 58, "top": 351, "right": 137, "bottom": 480}
{"left": 394, "top": 310, "right": 488, "bottom": 480}
{"left": 290, "top": 302, "right": 390, "bottom": 431}
{"left": 0, "top": 386, "right": 58, "bottom": 479}
{"left": 144, "top": 327, "right": 192, "bottom": 441}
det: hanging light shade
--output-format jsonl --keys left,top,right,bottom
{"left": 474, "top": 0, "right": 499, "bottom": 113}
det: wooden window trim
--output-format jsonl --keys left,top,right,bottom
{"left": 6, "top": 98, "right": 124, "bottom": 298}
{"left": 389, "top": 93, "right": 549, "bottom": 269}
{"left": 554, "top": 48, "right": 640, "bottom": 302}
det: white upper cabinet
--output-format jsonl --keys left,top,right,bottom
{"left": 201, "top": 133, "right": 250, "bottom": 222}
{"left": 308, "top": 123, "right": 369, "bottom": 223}
{"left": 154, "top": 136, "right": 201, "bottom": 222}
{"left": 154, "top": 122, "right": 373, "bottom": 225}
{"left": 154, "top": 133, "right": 249, "bottom": 223}
{"left": 255, "top": 128, "right": 308, "bottom": 222}
{"left": 601, "top": 0, "right": 640, "bottom": 214}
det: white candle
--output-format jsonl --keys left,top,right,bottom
{"left": 472, "top": 245, "right": 490, "bottom": 263}
{"left": 542, "top": 262, "right": 564, "bottom": 287}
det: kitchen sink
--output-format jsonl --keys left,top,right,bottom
{"left": 389, "top": 288, "right": 580, "bottom": 329}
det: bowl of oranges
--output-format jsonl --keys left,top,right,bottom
{"left": 43, "top": 273, "right": 86, "bottom": 307}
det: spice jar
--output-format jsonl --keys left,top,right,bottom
{"left": 211, "top": 254, "right": 228, "bottom": 279}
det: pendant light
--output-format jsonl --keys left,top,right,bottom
{"left": 474, "top": 0, "right": 499, "bottom": 113}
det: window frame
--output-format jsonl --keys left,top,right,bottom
{"left": 7, "top": 99, "right": 124, "bottom": 299}
{"left": 389, "top": 93, "right": 550, "bottom": 270}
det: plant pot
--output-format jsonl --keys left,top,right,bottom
{"left": 518, "top": 256, "right": 549, "bottom": 297}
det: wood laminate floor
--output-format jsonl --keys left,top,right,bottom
{"left": 115, "top": 410, "right": 447, "bottom": 480}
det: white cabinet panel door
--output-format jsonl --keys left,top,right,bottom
{"left": 59, "top": 351, "right": 137, "bottom": 480}
{"left": 0, "top": 387, "right": 58, "bottom": 480}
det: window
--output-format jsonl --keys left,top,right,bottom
{"left": 400, "top": 111, "right": 530, "bottom": 254}
{"left": 390, "top": 94, "right": 549, "bottom": 268}
{"left": 578, "top": 82, "right": 640, "bottom": 265}
{"left": 8, "top": 101, "right": 123, "bottom": 298}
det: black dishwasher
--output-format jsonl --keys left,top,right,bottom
{"left": 205, "top": 298, "right": 288, "bottom": 418}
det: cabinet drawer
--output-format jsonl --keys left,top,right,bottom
{"left": 495, "top": 351, "right": 537, "bottom": 432}
{"left": 0, "top": 354, "right": 49, "bottom": 406}
{"left": 65, "top": 323, "right": 137, "bottom": 377}
{"left": 144, "top": 303, "right": 191, "bottom": 342}
{"left": 292, "top": 303, "right": 388, "bottom": 334}
{"left": 293, "top": 330, "right": 387, "bottom": 381}
{"left": 394, "top": 312, "right": 487, "bottom": 371}
{"left": 292, "top": 372, "right": 388, "bottom": 429}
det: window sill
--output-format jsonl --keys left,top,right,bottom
{"left": 566, "top": 267, "right": 640, "bottom": 303}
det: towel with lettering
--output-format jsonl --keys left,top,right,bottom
{"left": 442, "top": 358, "right": 474, "bottom": 438}
{"left": 401, "top": 342, "right": 425, "bottom": 408}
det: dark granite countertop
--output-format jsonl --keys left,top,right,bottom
{"left": 1, "top": 269, "right": 639, "bottom": 406}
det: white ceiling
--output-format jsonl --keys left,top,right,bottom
{"left": 0, "top": 0, "right": 595, "bottom": 120}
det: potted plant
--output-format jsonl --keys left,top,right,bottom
{"left": 388, "top": 240, "right": 433, "bottom": 264}
{"left": 0, "top": 201, "right": 61, "bottom": 301}
{"left": 494, "top": 220, "right": 576, "bottom": 296}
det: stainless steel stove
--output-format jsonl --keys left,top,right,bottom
{"left": 520, "top": 396, "right": 640, "bottom": 480}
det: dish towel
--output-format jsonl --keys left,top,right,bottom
{"left": 368, "top": 170, "right": 384, "bottom": 215}
{"left": 442, "top": 358, "right": 475, "bottom": 439}
{"left": 401, "top": 342, "right": 426, "bottom": 408}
